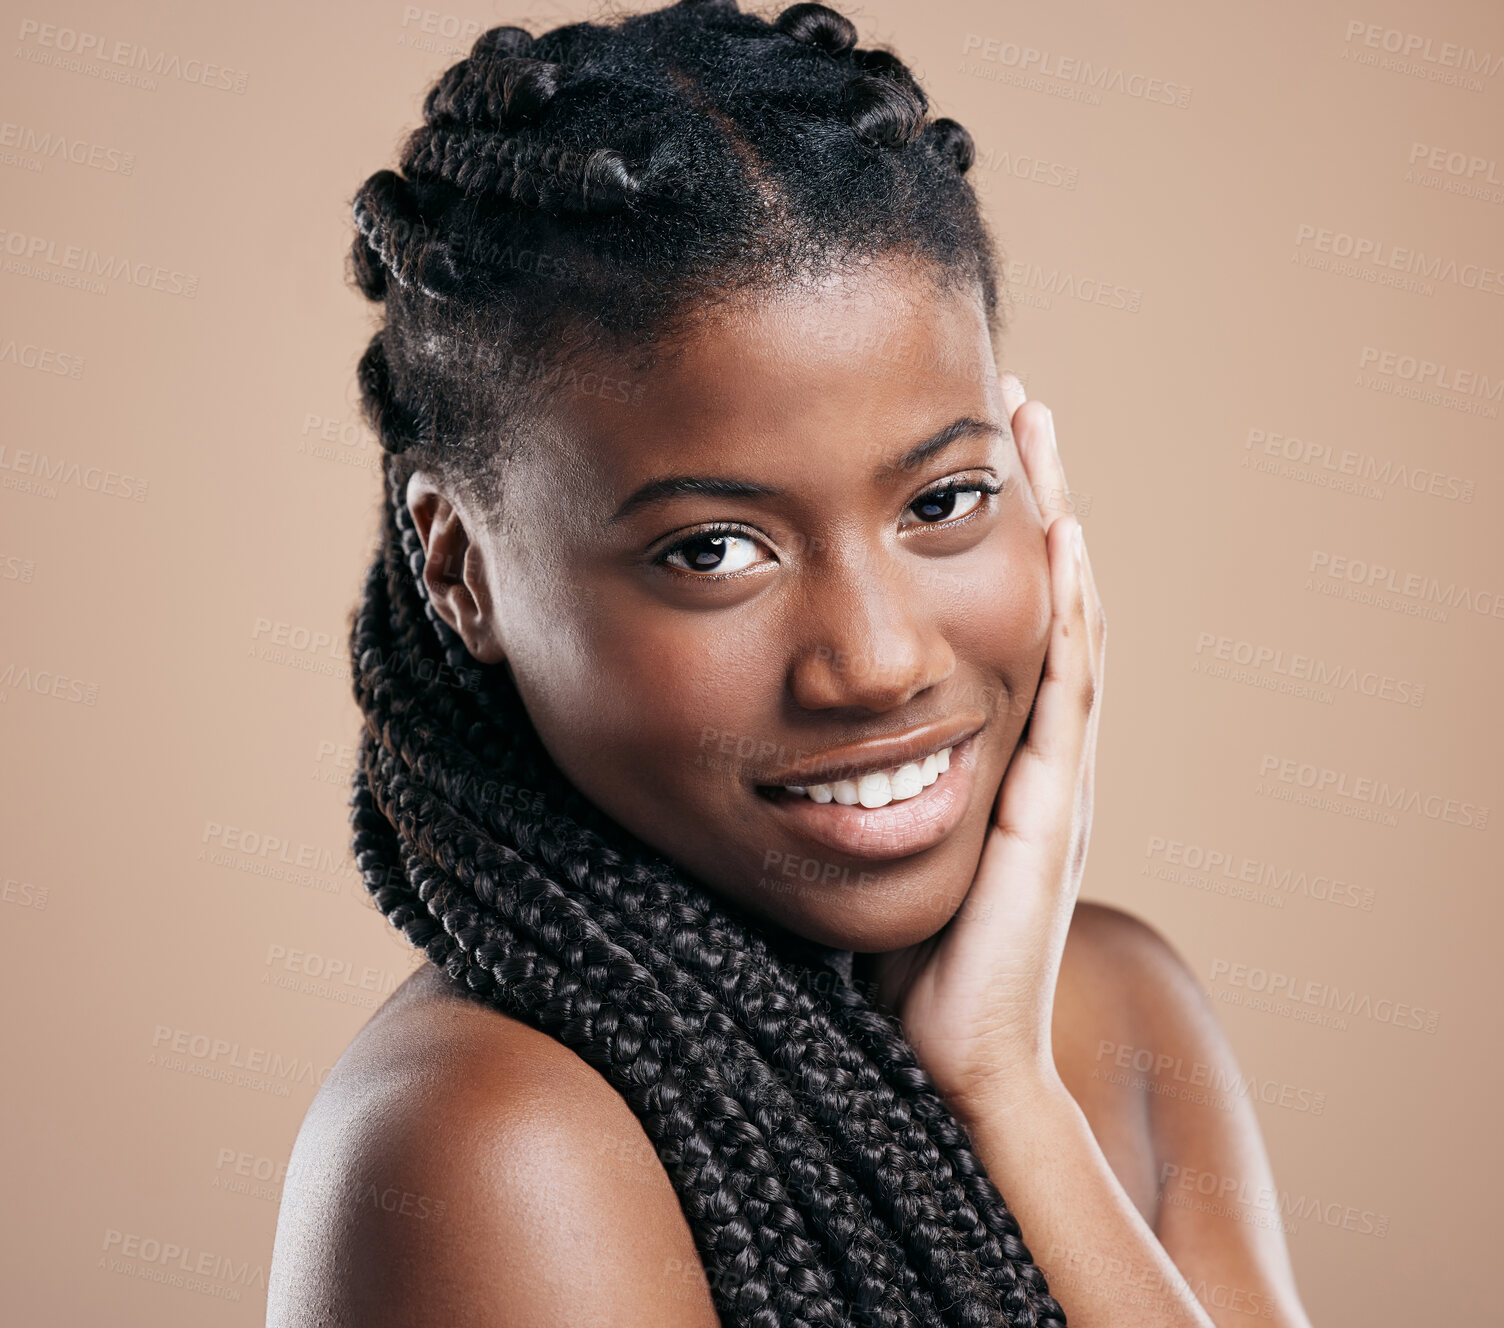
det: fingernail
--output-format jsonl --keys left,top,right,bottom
{"left": 1072, "top": 521, "right": 1083, "bottom": 559}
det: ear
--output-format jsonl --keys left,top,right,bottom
{"left": 404, "top": 471, "right": 507, "bottom": 665}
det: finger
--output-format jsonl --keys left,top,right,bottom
{"left": 1068, "top": 511, "right": 1106, "bottom": 728}
{"left": 1011, "top": 401, "right": 1074, "bottom": 535}
{"left": 1031, "top": 514, "right": 1093, "bottom": 757}
{"left": 995, "top": 514, "right": 1093, "bottom": 835}
{"left": 1011, "top": 399, "right": 1102, "bottom": 696}
{"left": 1015, "top": 405, "right": 1102, "bottom": 737}
{"left": 1079, "top": 535, "right": 1106, "bottom": 688}
{"left": 999, "top": 369, "right": 1028, "bottom": 421}
{"left": 1077, "top": 541, "right": 1105, "bottom": 773}
{"left": 1066, "top": 532, "right": 1104, "bottom": 873}
{"left": 952, "top": 513, "right": 1093, "bottom": 975}
{"left": 1030, "top": 402, "right": 1102, "bottom": 678}
{"left": 997, "top": 369, "right": 1037, "bottom": 512}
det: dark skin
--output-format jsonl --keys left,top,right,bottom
{"left": 268, "top": 257, "right": 1314, "bottom": 1327}
{"left": 425, "top": 261, "right": 1051, "bottom": 956}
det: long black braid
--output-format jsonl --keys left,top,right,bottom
{"left": 346, "top": 3, "right": 1062, "bottom": 1324}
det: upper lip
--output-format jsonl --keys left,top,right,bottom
{"left": 752, "top": 715, "right": 985, "bottom": 788}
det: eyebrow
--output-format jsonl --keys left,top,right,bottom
{"left": 608, "top": 416, "right": 1008, "bottom": 524}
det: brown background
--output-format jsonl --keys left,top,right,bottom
{"left": 2, "top": 0, "right": 1499, "bottom": 1322}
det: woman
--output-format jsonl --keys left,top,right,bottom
{"left": 268, "top": 2, "right": 1314, "bottom": 1324}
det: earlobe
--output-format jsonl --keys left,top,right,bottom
{"left": 404, "top": 472, "right": 508, "bottom": 665}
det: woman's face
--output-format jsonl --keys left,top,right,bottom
{"left": 416, "top": 258, "right": 1052, "bottom": 952}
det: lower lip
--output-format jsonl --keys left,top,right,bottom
{"left": 756, "top": 734, "right": 982, "bottom": 862}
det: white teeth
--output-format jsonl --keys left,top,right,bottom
{"left": 779, "top": 746, "right": 954, "bottom": 804}
{"left": 857, "top": 771, "right": 892, "bottom": 808}
{"left": 890, "top": 763, "right": 924, "bottom": 800}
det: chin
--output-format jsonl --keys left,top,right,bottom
{"left": 720, "top": 832, "right": 986, "bottom": 956}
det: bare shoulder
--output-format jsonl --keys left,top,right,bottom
{"left": 1049, "top": 901, "right": 1197, "bottom": 1223}
{"left": 1054, "top": 900, "right": 1250, "bottom": 1129}
{"left": 1053, "top": 899, "right": 1238, "bottom": 1186}
{"left": 1053, "top": 902, "right": 1314, "bottom": 1327}
{"left": 267, "top": 964, "right": 718, "bottom": 1328}
{"left": 1056, "top": 899, "right": 1209, "bottom": 1044}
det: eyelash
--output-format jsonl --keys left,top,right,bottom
{"left": 653, "top": 477, "right": 1004, "bottom": 580}
{"left": 903, "top": 479, "right": 1004, "bottom": 528}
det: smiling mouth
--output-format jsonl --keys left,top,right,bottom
{"left": 757, "top": 746, "right": 952, "bottom": 809}
{"left": 753, "top": 731, "right": 982, "bottom": 861}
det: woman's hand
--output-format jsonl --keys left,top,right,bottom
{"left": 869, "top": 384, "right": 1288, "bottom": 1328}
{"left": 871, "top": 375, "right": 1106, "bottom": 1120}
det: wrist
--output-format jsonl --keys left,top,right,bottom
{"left": 941, "top": 1057, "right": 1069, "bottom": 1137}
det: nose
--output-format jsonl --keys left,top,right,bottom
{"left": 787, "top": 558, "right": 956, "bottom": 713}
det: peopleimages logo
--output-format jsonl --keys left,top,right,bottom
{"left": 1356, "top": 345, "right": 1502, "bottom": 418}
{"left": 1208, "top": 958, "right": 1441, "bottom": 1035}
{"left": 396, "top": 6, "right": 482, "bottom": 58}
{"left": 198, "top": 820, "right": 359, "bottom": 895}
{"left": 1258, "top": 753, "right": 1489, "bottom": 831}
{"left": 0, "top": 659, "right": 99, "bottom": 705}
{"left": 1294, "top": 223, "right": 1504, "bottom": 295}
{"left": 0, "top": 338, "right": 85, "bottom": 377}
{"left": 1003, "top": 258, "right": 1142, "bottom": 313}
{"left": 1159, "top": 1163, "right": 1391, "bottom": 1238}
{"left": 0, "top": 120, "right": 135, "bottom": 174}
{"left": 1094, "top": 1039, "right": 1328, "bottom": 1115}
{"left": 959, "top": 34, "right": 1192, "bottom": 107}
{"left": 148, "top": 1024, "right": 336, "bottom": 1092}
{"left": 1407, "top": 142, "right": 1504, "bottom": 185}
{"left": 0, "top": 445, "right": 146, "bottom": 499}
{"left": 1308, "top": 550, "right": 1504, "bottom": 623}
{"left": 99, "top": 1228, "right": 265, "bottom": 1302}
{"left": 15, "top": 20, "right": 249, "bottom": 93}
{"left": 0, "top": 228, "right": 198, "bottom": 297}
{"left": 1144, "top": 835, "right": 1375, "bottom": 911}
{"left": 1244, "top": 428, "right": 1474, "bottom": 504}
{"left": 1193, "top": 630, "right": 1426, "bottom": 707}
{"left": 1360, "top": 345, "right": 1503, "bottom": 398}
{"left": 1342, "top": 20, "right": 1504, "bottom": 80}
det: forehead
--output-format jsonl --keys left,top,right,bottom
{"left": 534, "top": 261, "right": 1001, "bottom": 501}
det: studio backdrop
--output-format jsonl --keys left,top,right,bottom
{"left": 2, "top": 1, "right": 1499, "bottom": 1324}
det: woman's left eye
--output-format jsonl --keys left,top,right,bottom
{"left": 656, "top": 482, "right": 997, "bottom": 577}
{"left": 903, "top": 484, "right": 990, "bottom": 527}
{"left": 660, "top": 531, "right": 767, "bottom": 575}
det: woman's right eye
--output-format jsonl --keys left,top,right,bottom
{"left": 659, "top": 530, "right": 769, "bottom": 576}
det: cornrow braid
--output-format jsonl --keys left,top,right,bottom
{"left": 346, "top": 3, "right": 1058, "bottom": 1324}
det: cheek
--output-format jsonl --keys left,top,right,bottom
{"left": 507, "top": 590, "right": 773, "bottom": 817}
{"left": 938, "top": 523, "right": 1052, "bottom": 712}
{"left": 605, "top": 611, "right": 770, "bottom": 774}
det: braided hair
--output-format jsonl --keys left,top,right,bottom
{"left": 346, "top": 2, "right": 1062, "bottom": 1324}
